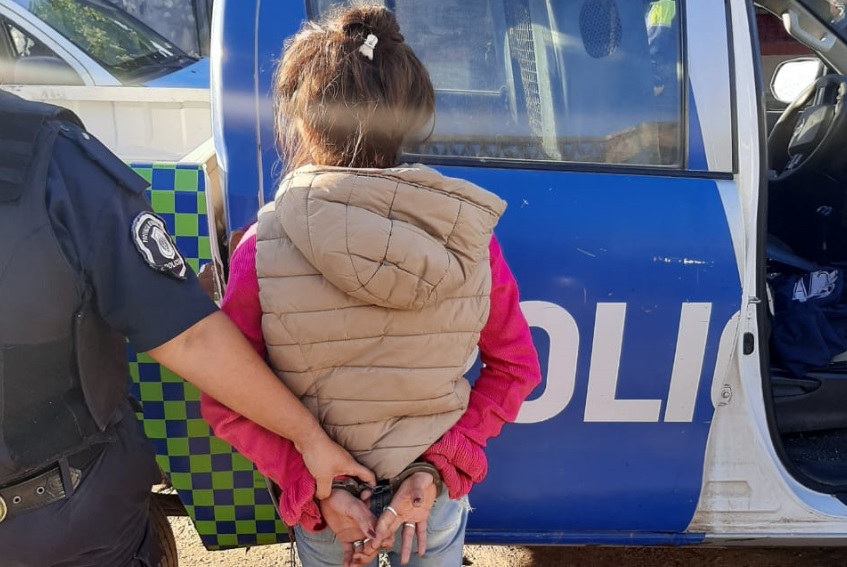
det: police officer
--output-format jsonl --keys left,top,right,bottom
{"left": 0, "top": 91, "right": 375, "bottom": 566}
{"left": 646, "top": 0, "right": 679, "bottom": 99}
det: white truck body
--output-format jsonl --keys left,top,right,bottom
{"left": 0, "top": 84, "right": 212, "bottom": 162}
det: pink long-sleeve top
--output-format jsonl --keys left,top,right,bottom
{"left": 200, "top": 227, "right": 542, "bottom": 531}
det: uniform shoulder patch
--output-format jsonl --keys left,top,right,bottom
{"left": 131, "top": 212, "right": 187, "bottom": 280}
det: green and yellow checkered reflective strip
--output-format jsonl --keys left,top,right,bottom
{"left": 648, "top": 0, "right": 677, "bottom": 28}
{"left": 128, "top": 163, "right": 289, "bottom": 550}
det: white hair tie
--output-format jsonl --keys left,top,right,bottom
{"left": 359, "top": 33, "right": 378, "bottom": 60}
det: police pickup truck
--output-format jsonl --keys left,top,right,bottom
{"left": 127, "top": 0, "right": 847, "bottom": 562}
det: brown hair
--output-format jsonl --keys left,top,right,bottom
{"left": 273, "top": 3, "right": 435, "bottom": 173}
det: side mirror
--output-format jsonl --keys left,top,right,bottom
{"left": 771, "top": 58, "right": 824, "bottom": 104}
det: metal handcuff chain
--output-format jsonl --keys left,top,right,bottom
{"left": 331, "top": 460, "right": 443, "bottom": 516}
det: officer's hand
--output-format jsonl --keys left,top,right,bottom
{"left": 318, "top": 490, "right": 381, "bottom": 567}
{"left": 300, "top": 433, "right": 376, "bottom": 500}
{"left": 366, "top": 472, "right": 437, "bottom": 564}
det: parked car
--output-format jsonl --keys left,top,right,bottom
{"left": 0, "top": 0, "right": 208, "bottom": 87}
{"left": 106, "top": 0, "right": 214, "bottom": 57}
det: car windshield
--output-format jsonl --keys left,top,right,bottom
{"left": 12, "top": 0, "right": 194, "bottom": 82}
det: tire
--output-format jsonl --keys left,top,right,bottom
{"left": 150, "top": 495, "right": 179, "bottom": 567}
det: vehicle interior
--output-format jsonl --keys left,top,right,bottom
{"left": 757, "top": 0, "right": 847, "bottom": 499}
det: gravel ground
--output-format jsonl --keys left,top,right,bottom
{"left": 170, "top": 516, "right": 847, "bottom": 566}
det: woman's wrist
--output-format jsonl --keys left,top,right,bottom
{"left": 397, "top": 460, "right": 443, "bottom": 496}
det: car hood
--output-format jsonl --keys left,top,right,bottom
{"left": 143, "top": 57, "right": 210, "bottom": 88}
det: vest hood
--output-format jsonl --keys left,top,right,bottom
{"left": 274, "top": 164, "right": 506, "bottom": 310}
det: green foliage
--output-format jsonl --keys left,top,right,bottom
{"left": 30, "top": 0, "right": 153, "bottom": 67}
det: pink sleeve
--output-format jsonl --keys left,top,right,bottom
{"left": 422, "top": 235, "right": 542, "bottom": 499}
{"left": 217, "top": 226, "right": 266, "bottom": 357}
{"left": 198, "top": 227, "right": 324, "bottom": 530}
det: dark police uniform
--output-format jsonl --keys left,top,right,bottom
{"left": 0, "top": 91, "right": 216, "bottom": 566}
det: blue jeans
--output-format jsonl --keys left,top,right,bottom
{"left": 294, "top": 495, "right": 469, "bottom": 567}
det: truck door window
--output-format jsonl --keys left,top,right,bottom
{"left": 0, "top": 21, "right": 12, "bottom": 83}
{"left": 308, "top": 0, "right": 683, "bottom": 168}
{"left": 5, "top": 19, "right": 55, "bottom": 58}
{"left": 1, "top": 17, "right": 83, "bottom": 84}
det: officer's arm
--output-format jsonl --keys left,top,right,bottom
{"left": 52, "top": 124, "right": 375, "bottom": 497}
{"left": 146, "top": 311, "right": 375, "bottom": 497}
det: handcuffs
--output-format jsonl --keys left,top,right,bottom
{"left": 330, "top": 461, "right": 443, "bottom": 516}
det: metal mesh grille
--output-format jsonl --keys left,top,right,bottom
{"left": 506, "top": 4, "right": 543, "bottom": 138}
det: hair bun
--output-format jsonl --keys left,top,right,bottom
{"left": 338, "top": 5, "right": 404, "bottom": 45}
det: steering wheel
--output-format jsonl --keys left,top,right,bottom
{"left": 768, "top": 74, "right": 847, "bottom": 183}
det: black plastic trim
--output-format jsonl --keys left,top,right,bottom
{"left": 726, "top": 0, "right": 740, "bottom": 174}
{"left": 773, "top": 371, "right": 847, "bottom": 433}
{"left": 401, "top": 153, "right": 736, "bottom": 180}
{"left": 680, "top": 0, "right": 691, "bottom": 170}
{"left": 743, "top": 332, "right": 755, "bottom": 355}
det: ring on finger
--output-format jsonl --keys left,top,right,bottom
{"left": 353, "top": 540, "right": 364, "bottom": 548}
{"left": 384, "top": 505, "right": 398, "bottom": 517}
{"left": 403, "top": 522, "right": 415, "bottom": 529}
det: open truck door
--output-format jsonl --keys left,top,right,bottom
{"left": 210, "top": 0, "right": 740, "bottom": 544}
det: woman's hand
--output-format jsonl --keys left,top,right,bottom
{"left": 365, "top": 472, "right": 438, "bottom": 564}
{"left": 318, "top": 490, "right": 380, "bottom": 567}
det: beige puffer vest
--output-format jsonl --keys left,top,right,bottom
{"left": 255, "top": 164, "right": 506, "bottom": 479}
